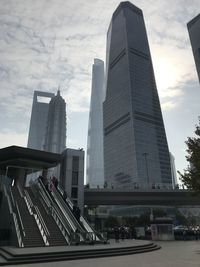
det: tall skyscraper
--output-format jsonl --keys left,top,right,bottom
{"left": 169, "top": 152, "right": 178, "bottom": 189}
{"left": 27, "top": 91, "right": 55, "bottom": 150}
{"left": 44, "top": 90, "right": 66, "bottom": 154}
{"left": 86, "top": 59, "right": 105, "bottom": 188}
{"left": 187, "top": 14, "right": 200, "bottom": 83}
{"left": 103, "top": 2, "right": 171, "bottom": 188}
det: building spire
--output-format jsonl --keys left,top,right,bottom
{"left": 57, "top": 85, "right": 61, "bottom": 96}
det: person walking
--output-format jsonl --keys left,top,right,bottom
{"left": 114, "top": 226, "right": 120, "bottom": 243}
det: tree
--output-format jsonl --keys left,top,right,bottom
{"left": 175, "top": 210, "right": 187, "bottom": 226}
{"left": 135, "top": 213, "right": 150, "bottom": 226}
{"left": 153, "top": 208, "right": 167, "bottom": 218}
{"left": 104, "top": 216, "right": 119, "bottom": 228}
{"left": 178, "top": 119, "right": 200, "bottom": 191}
{"left": 121, "top": 216, "right": 137, "bottom": 226}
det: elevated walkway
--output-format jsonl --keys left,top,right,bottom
{"left": 84, "top": 188, "right": 200, "bottom": 206}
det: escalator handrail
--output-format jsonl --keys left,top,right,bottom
{"left": 4, "top": 186, "right": 24, "bottom": 247}
{"left": 36, "top": 183, "right": 72, "bottom": 244}
{"left": 57, "top": 185, "right": 101, "bottom": 240}
{"left": 36, "top": 180, "right": 75, "bottom": 242}
{"left": 51, "top": 190, "right": 77, "bottom": 232}
{"left": 52, "top": 187, "right": 86, "bottom": 233}
{"left": 38, "top": 179, "right": 81, "bottom": 233}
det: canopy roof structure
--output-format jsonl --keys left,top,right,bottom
{"left": 0, "top": 145, "right": 62, "bottom": 174}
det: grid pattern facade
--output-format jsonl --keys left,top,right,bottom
{"left": 44, "top": 90, "right": 66, "bottom": 154}
{"left": 27, "top": 91, "right": 55, "bottom": 150}
{"left": 188, "top": 14, "right": 200, "bottom": 83}
{"left": 86, "top": 59, "right": 105, "bottom": 188}
{"left": 103, "top": 2, "right": 171, "bottom": 188}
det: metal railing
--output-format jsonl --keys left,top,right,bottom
{"left": 57, "top": 185, "right": 104, "bottom": 243}
{"left": 3, "top": 186, "right": 24, "bottom": 247}
{"left": 23, "top": 190, "right": 49, "bottom": 246}
{"left": 36, "top": 181, "right": 72, "bottom": 244}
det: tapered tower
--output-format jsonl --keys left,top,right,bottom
{"left": 27, "top": 91, "right": 55, "bottom": 150}
{"left": 103, "top": 2, "right": 171, "bottom": 188}
{"left": 187, "top": 14, "right": 200, "bottom": 83}
{"left": 86, "top": 59, "right": 105, "bottom": 188}
{"left": 44, "top": 90, "right": 66, "bottom": 154}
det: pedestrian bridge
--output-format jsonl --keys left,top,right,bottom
{"left": 84, "top": 189, "right": 200, "bottom": 206}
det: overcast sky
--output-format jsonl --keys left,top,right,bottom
{"left": 0, "top": 0, "right": 200, "bottom": 181}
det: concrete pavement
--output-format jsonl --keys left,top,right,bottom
{"left": 2, "top": 240, "right": 200, "bottom": 267}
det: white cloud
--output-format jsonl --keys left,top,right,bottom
{"left": 0, "top": 131, "right": 27, "bottom": 149}
{"left": 161, "top": 101, "right": 177, "bottom": 111}
{"left": 0, "top": 0, "right": 200, "bottom": 174}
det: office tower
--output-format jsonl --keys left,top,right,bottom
{"left": 60, "top": 148, "right": 84, "bottom": 212}
{"left": 169, "top": 152, "right": 178, "bottom": 189}
{"left": 187, "top": 14, "right": 200, "bottom": 83}
{"left": 86, "top": 59, "right": 105, "bottom": 188}
{"left": 44, "top": 90, "right": 66, "bottom": 154}
{"left": 103, "top": 2, "right": 171, "bottom": 188}
{"left": 27, "top": 91, "right": 55, "bottom": 150}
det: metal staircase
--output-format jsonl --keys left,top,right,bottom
{"left": 11, "top": 187, "right": 45, "bottom": 247}
{"left": 25, "top": 187, "right": 68, "bottom": 246}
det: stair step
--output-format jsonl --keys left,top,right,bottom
{"left": 0, "top": 243, "right": 161, "bottom": 265}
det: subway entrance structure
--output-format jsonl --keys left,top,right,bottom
{"left": 0, "top": 145, "right": 104, "bottom": 247}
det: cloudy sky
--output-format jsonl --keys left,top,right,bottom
{"left": 0, "top": 0, "right": 200, "bottom": 181}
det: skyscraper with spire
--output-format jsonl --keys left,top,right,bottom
{"left": 86, "top": 59, "right": 105, "bottom": 188}
{"left": 28, "top": 90, "right": 66, "bottom": 154}
{"left": 44, "top": 90, "right": 66, "bottom": 154}
{"left": 103, "top": 1, "right": 171, "bottom": 188}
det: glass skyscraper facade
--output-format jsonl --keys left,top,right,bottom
{"left": 44, "top": 90, "right": 66, "bottom": 154}
{"left": 187, "top": 14, "right": 200, "bottom": 83}
{"left": 103, "top": 2, "right": 171, "bottom": 189}
{"left": 27, "top": 91, "right": 55, "bottom": 150}
{"left": 86, "top": 59, "right": 105, "bottom": 188}
{"left": 28, "top": 90, "right": 66, "bottom": 154}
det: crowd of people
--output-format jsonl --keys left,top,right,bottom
{"left": 113, "top": 225, "right": 137, "bottom": 242}
{"left": 38, "top": 175, "right": 58, "bottom": 193}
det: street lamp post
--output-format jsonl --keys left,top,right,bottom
{"left": 143, "top": 152, "right": 149, "bottom": 189}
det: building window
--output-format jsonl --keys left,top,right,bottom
{"left": 72, "top": 156, "right": 79, "bottom": 171}
{"left": 71, "top": 187, "right": 78, "bottom": 198}
{"left": 72, "top": 171, "right": 78, "bottom": 185}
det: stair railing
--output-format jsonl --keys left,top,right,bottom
{"left": 23, "top": 190, "right": 49, "bottom": 246}
{"left": 36, "top": 181, "right": 72, "bottom": 244}
{"left": 57, "top": 185, "right": 103, "bottom": 242}
{"left": 4, "top": 186, "right": 24, "bottom": 247}
{"left": 52, "top": 189, "right": 83, "bottom": 233}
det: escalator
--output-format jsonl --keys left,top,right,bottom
{"left": 35, "top": 179, "right": 83, "bottom": 244}
{"left": 11, "top": 187, "right": 45, "bottom": 247}
{"left": 54, "top": 185, "right": 106, "bottom": 243}
{"left": 25, "top": 187, "right": 68, "bottom": 246}
{"left": 36, "top": 179, "right": 105, "bottom": 244}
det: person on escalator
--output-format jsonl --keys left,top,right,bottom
{"left": 52, "top": 176, "right": 59, "bottom": 189}
{"left": 76, "top": 206, "right": 81, "bottom": 222}
{"left": 75, "top": 229, "right": 80, "bottom": 245}
{"left": 63, "top": 190, "right": 68, "bottom": 201}
{"left": 72, "top": 204, "right": 81, "bottom": 222}
{"left": 38, "top": 175, "right": 49, "bottom": 192}
{"left": 49, "top": 181, "right": 54, "bottom": 193}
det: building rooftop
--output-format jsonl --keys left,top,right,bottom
{"left": 187, "top": 13, "right": 200, "bottom": 29}
{"left": 0, "top": 145, "right": 61, "bottom": 171}
{"left": 113, "top": 1, "right": 143, "bottom": 19}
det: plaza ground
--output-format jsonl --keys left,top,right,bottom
{"left": 3, "top": 240, "right": 200, "bottom": 267}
